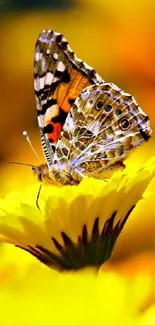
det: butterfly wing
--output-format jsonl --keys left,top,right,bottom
{"left": 34, "top": 30, "right": 103, "bottom": 170}
{"left": 54, "top": 83, "right": 151, "bottom": 178}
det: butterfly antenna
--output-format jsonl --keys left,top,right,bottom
{"left": 23, "top": 131, "right": 42, "bottom": 163}
{"left": 0, "top": 160, "right": 38, "bottom": 168}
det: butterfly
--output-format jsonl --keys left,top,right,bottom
{"left": 33, "top": 29, "right": 152, "bottom": 185}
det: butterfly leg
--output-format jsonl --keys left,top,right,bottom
{"left": 36, "top": 185, "right": 42, "bottom": 210}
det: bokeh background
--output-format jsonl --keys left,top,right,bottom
{"left": 0, "top": 0, "right": 155, "bottom": 307}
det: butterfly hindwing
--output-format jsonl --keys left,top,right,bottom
{"left": 54, "top": 83, "right": 150, "bottom": 176}
{"left": 34, "top": 30, "right": 103, "bottom": 170}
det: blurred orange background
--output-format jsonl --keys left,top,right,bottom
{"left": 0, "top": 0, "right": 155, "bottom": 264}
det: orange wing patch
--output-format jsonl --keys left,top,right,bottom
{"left": 45, "top": 69, "right": 91, "bottom": 144}
{"left": 57, "top": 68, "right": 91, "bottom": 112}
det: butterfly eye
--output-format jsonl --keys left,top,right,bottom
{"left": 105, "top": 104, "right": 112, "bottom": 112}
{"left": 115, "top": 108, "right": 122, "bottom": 116}
{"left": 96, "top": 100, "right": 104, "bottom": 111}
{"left": 119, "top": 118, "right": 130, "bottom": 131}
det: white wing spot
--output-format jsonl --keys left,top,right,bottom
{"left": 53, "top": 53, "right": 59, "bottom": 60}
{"left": 45, "top": 105, "right": 59, "bottom": 122}
{"left": 46, "top": 72, "right": 54, "bottom": 85}
{"left": 35, "top": 51, "right": 42, "bottom": 62}
{"left": 46, "top": 48, "right": 50, "bottom": 55}
{"left": 39, "top": 77, "right": 45, "bottom": 90}
{"left": 57, "top": 61, "right": 65, "bottom": 72}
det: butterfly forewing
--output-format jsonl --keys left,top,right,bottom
{"left": 34, "top": 29, "right": 103, "bottom": 170}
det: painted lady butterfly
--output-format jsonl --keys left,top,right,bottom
{"left": 33, "top": 30, "right": 152, "bottom": 185}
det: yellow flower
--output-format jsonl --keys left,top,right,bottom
{"left": 0, "top": 157, "right": 155, "bottom": 271}
{"left": 0, "top": 245, "right": 155, "bottom": 325}
{"left": 0, "top": 244, "right": 139, "bottom": 325}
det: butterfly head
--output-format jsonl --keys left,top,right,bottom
{"left": 32, "top": 164, "right": 55, "bottom": 185}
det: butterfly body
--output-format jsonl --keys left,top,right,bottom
{"left": 32, "top": 160, "right": 125, "bottom": 186}
{"left": 34, "top": 30, "right": 152, "bottom": 186}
